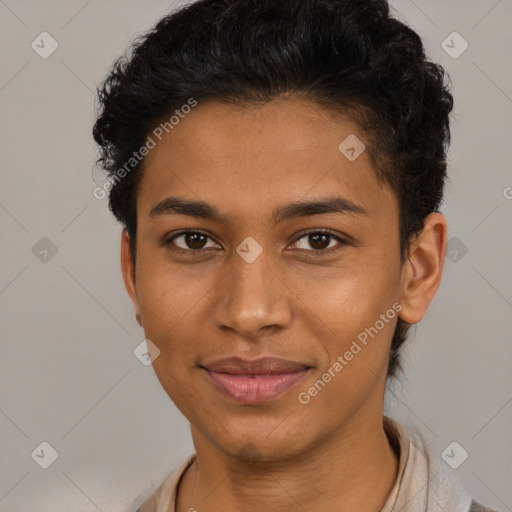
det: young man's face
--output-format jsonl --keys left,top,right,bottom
{"left": 121, "top": 98, "right": 440, "bottom": 461}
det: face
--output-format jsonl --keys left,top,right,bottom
{"left": 121, "top": 98, "right": 443, "bottom": 461}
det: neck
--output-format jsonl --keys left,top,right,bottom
{"left": 176, "top": 411, "right": 399, "bottom": 512}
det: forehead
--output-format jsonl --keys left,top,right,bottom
{"left": 137, "top": 98, "right": 395, "bottom": 223}
{"left": 145, "top": 98, "right": 365, "bottom": 162}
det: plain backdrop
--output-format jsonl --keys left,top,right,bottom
{"left": 0, "top": 1, "right": 511, "bottom": 511}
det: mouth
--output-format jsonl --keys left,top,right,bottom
{"left": 201, "top": 356, "right": 312, "bottom": 404}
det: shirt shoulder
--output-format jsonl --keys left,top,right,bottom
{"left": 135, "top": 455, "right": 196, "bottom": 512}
{"left": 385, "top": 416, "right": 501, "bottom": 512}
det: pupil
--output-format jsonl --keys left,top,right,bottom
{"left": 310, "top": 233, "right": 329, "bottom": 250}
{"left": 186, "top": 233, "right": 206, "bottom": 249}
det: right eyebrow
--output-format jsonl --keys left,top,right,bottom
{"left": 149, "top": 196, "right": 224, "bottom": 222}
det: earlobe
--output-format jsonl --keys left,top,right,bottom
{"left": 120, "top": 229, "right": 143, "bottom": 327}
{"left": 398, "top": 213, "right": 448, "bottom": 325}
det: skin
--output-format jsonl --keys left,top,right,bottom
{"left": 120, "top": 97, "right": 448, "bottom": 512}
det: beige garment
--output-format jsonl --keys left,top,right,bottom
{"left": 135, "top": 415, "right": 474, "bottom": 512}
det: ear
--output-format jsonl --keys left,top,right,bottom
{"left": 398, "top": 212, "right": 448, "bottom": 324}
{"left": 120, "top": 229, "right": 143, "bottom": 327}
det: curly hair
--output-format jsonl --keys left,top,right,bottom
{"left": 92, "top": 0, "right": 454, "bottom": 380}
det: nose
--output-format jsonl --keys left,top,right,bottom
{"left": 210, "top": 246, "right": 293, "bottom": 339}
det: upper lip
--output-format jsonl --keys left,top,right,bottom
{"left": 202, "top": 356, "right": 310, "bottom": 375}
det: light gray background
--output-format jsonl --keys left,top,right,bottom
{"left": 0, "top": 1, "right": 511, "bottom": 511}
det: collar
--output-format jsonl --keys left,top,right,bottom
{"left": 136, "top": 416, "right": 473, "bottom": 512}
{"left": 381, "top": 415, "right": 473, "bottom": 512}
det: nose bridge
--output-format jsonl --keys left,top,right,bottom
{"left": 211, "top": 242, "right": 292, "bottom": 336}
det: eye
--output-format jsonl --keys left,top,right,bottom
{"left": 291, "top": 230, "right": 347, "bottom": 253}
{"left": 164, "top": 231, "right": 221, "bottom": 252}
{"left": 163, "top": 229, "right": 349, "bottom": 255}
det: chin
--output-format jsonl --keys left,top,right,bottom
{"left": 205, "top": 416, "right": 314, "bottom": 463}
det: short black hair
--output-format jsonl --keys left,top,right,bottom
{"left": 92, "top": 0, "right": 454, "bottom": 380}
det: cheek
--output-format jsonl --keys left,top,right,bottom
{"left": 135, "top": 260, "right": 209, "bottom": 357}
{"left": 137, "top": 267, "right": 205, "bottom": 406}
{"left": 137, "top": 247, "right": 202, "bottom": 315}
{"left": 308, "top": 254, "right": 401, "bottom": 359}
{"left": 302, "top": 283, "right": 400, "bottom": 415}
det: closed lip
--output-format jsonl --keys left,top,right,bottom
{"left": 201, "top": 356, "right": 311, "bottom": 375}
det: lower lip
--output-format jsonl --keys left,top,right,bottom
{"left": 204, "top": 368, "right": 309, "bottom": 404}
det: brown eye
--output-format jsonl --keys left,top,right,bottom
{"left": 292, "top": 230, "right": 346, "bottom": 252}
{"left": 183, "top": 232, "right": 207, "bottom": 249}
{"left": 165, "top": 231, "right": 220, "bottom": 251}
{"left": 307, "top": 233, "right": 331, "bottom": 250}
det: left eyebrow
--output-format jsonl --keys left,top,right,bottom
{"left": 148, "top": 196, "right": 368, "bottom": 224}
{"left": 271, "top": 197, "right": 368, "bottom": 224}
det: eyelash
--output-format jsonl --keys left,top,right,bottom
{"left": 162, "top": 229, "right": 349, "bottom": 256}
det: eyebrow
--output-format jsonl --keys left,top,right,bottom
{"left": 148, "top": 196, "right": 367, "bottom": 224}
